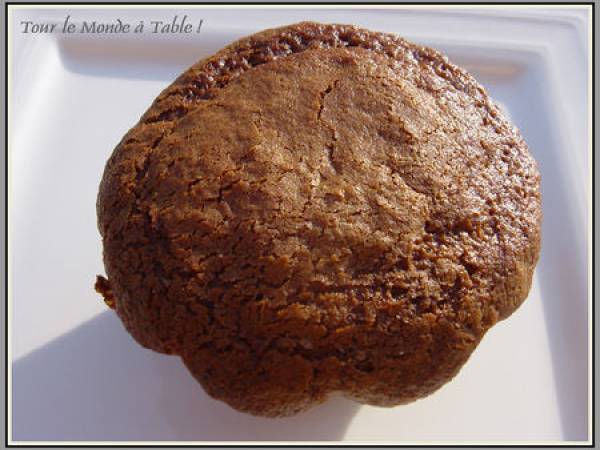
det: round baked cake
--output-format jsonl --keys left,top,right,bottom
{"left": 96, "top": 22, "right": 541, "bottom": 417}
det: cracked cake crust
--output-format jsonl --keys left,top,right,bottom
{"left": 96, "top": 22, "right": 541, "bottom": 417}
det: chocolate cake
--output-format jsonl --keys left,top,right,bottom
{"left": 96, "top": 22, "right": 541, "bottom": 417}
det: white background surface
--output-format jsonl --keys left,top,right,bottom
{"left": 8, "top": 6, "right": 591, "bottom": 443}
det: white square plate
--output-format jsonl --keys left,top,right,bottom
{"left": 8, "top": 6, "right": 591, "bottom": 443}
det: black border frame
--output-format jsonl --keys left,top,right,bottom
{"left": 3, "top": 2, "right": 595, "bottom": 447}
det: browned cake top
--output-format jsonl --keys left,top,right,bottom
{"left": 97, "top": 22, "right": 541, "bottom": 417}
